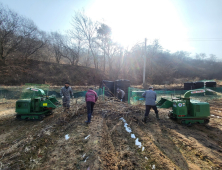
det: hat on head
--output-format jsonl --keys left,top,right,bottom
{"left": 117, "top": 88, "right": 120, "bottom": 91}
{"left": 89, "top": 88, "right": 93, "bottom": 90}
{"left": 65, "top": 82, "right": 70, "bottom": 85}
{"left": 149, "top": 86, "right": 153, "bottom": 89}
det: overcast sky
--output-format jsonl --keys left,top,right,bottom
{"left": 1, "top": 0, "right": 222, "bottom": 58}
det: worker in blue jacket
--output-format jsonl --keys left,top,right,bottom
{"left": 142, "top": 86, "right": 160, "bottom": 123}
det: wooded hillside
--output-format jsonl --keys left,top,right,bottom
{"left": 1, "top": 4, "right": 222, "bottom": 85}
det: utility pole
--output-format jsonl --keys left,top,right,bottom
{"left": 143, "top": 38, "right": 147, "bottom": 88}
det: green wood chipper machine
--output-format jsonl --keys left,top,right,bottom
{"left": 15, "top": 87, "right": 61, "bottom": 120}
{"left": 156, "top": 88, "right": 213, "bottom": 125}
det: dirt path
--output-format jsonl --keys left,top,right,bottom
{"left": 0, "top": 99, "right": 222, "bottom": 170}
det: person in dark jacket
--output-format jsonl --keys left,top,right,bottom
{"left": 60, "top": 82, "right": 74, "bottom": 111}
{"left": 85, "top": 88, "right": 98, "bottom": 124}
{"left": 142, "top": 86, "right": 159, "bottom": 123}
{"left": 117, "top": 88, "right": 125, "bottom": 102}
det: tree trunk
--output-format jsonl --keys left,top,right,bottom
{"left": 0, "top": 58, "right": 6, "bottom": 65}
{"left": 0, "top": 42, "right": 5, "bottom": 65}
{"left": 56, "top": 55, "right": 60, "bottom": 64}
{"left": 104, "top": 50, "right": 106, "bottom": 72}
{"left": 89, "top": 44, "right": 98, "bottom": 70}
{"left": 76, "top": 40, "right": 80, "bottom": 65}
{"left": 103, "top": 40, "right": 106, "bottom": 72}
{"left": 108, "top": 58, "right": 113, "bottom": 79}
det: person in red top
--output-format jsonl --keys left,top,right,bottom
{"left": 85, "top": 88, "right": 98, "bottom": 124}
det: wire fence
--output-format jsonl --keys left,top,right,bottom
{"left": 0, "top": 84, "right": 105, "bottom": 105}
{"left": 1, "top": 84, "right": 222, "bottom": 106}
{"left": 128, "top": 87, "right": 222, "bottom": 105}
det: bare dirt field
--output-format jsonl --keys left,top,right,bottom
{"left": 0, "top": 98, "right": 222, "bottom": 170}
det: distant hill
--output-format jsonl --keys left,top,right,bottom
{"left": 0, "top": 59, "right": 106, "bottom": 86}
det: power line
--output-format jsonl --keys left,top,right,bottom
{"left": 161, "top": 38, "right": 222, "bottom": 41}
{"left": 183, "top": 38, "right": 222, "bottom": 41}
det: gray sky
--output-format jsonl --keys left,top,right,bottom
{"left": 173, "top": 0, "right": 222, "bottom": 58}
{"left": 1, "top": 0, "right": 222, "bottom": 59}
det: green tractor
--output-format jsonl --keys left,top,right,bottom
{"left": 156, "top": 89, "right": 213, "bottom": 125}
{"left": 16, "top": 87, "right": 61, "bottom": 120}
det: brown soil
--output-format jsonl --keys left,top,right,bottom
{"left": 0, "top": 98, "right": 222, "bottom": 170}
{"left": 0, "top": 59, "right": 106, "bottom": 86}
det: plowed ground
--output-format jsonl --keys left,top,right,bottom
{"left": 0, "top": 98, "right": 222, "bottom": 170}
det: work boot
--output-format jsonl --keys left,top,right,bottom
{"left": 142, "top": 116, "right": 148, "bottom": 123}
{"left": 156, "top": 114, "right": 160, "bottom": 120}
{"left": 86, "top": 113, "right": 92, "bottom": 124}
{"left": 85, "top": 121, "right": 90, "bottom": 124}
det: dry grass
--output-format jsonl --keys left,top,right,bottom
{"left": 0, "top": 97, "right": 222, "bottom": 169}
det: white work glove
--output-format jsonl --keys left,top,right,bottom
{"left": 121, "top": 99, "right": 122, "bottom": 102}
{"left": 62, "top": 96, "right": 64, "bottom": 99}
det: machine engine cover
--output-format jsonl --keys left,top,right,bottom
{"left": 190, "top": 101, "right": 210, "bottom": 117}
{"left": 172, "top": 100, "right": 187, "bottom": 117}
{"left": 16, "top": 99, "right": 31, "bottom": 114}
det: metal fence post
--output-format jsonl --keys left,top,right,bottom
{"left": 128, "top": 87, "right": 130, "bottom": 104}
{"left": 103, "top": 87, "right": 105, "bottom": 101}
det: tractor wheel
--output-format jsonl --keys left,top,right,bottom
{"left": 168, "top": 113, "right": 173, "bottom": 119}
{"left": 16, "top": 115, "right": 21, "bottom": 120}
{"left": 38, "top": 115, "right": 44, "bottom": 121}
{"left": 204, "top": 119, "right": 209, "bottom": 124}
{"left": 180, "top": 120, "right": 186, "bottom": 125}
{"left": 46, "top": 111, "right": 53, "bottom": 116}
{"left": 168, "top": 113, "right": 171, "bottom": 118}
{"left": 187, "top": 122, "right": 192, "bottom": 127}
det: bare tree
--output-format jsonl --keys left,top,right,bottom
{"left": 79, "top": 48, "right": 92, "bottom": 67}
{"left": 71, "top": 10, "right": 99, "bottom": 69}
{"left": 68, "top": 24, "right": 84, "bottom": 66}
{"left": 209, "top": 54, "right": 217, "bottom": 62}
{"left": 50, "top": 31, "right": 65, "bottom": 64}
{"left": 97, "top": 23, "right": 112, "bottom": 71}
{"left": 106, "top": 42, "right": 122, "bottom": 78}
{"left": 199, "top": 53, "right": 207, "bottom": 60}
{"left": 0, "top": 5, "right": 22, "bottom": 64}
{"left": 196, "top": 53, "right": 207, "bottom": 60}
{"left": 173, "top": 51, "right": 190, "bottom": 61}
{"left": 109, "top": 46, "right": 124, "bottom": 79}
{"left": 18, "top": 18, "right": 47, "bottom": 62}
{"left": 146, "top": 39, "right": 163, "bottom": 83}
{"left": 0, "top": 5, "right": 47, "bottom": 64}
{"left": 61, "top": 36, "right": 79, "bottom": 65}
